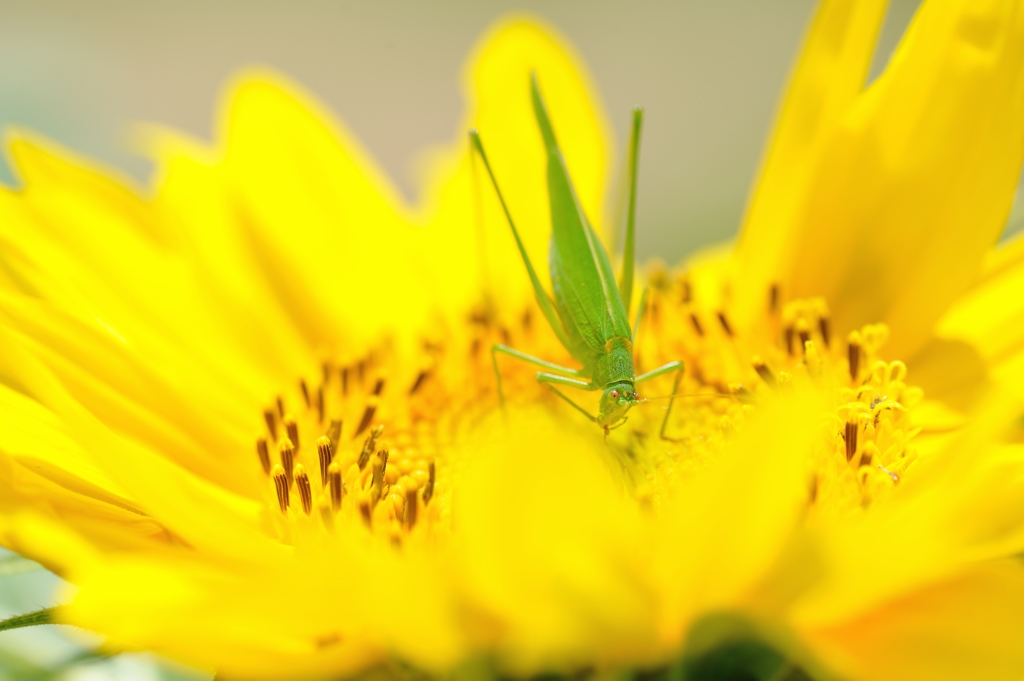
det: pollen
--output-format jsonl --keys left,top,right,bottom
{"left": 248, "top": 270, "right": 927, "bottom": 545}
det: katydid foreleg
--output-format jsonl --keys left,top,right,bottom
{"left": 636, "top": 360, "right": 685, "bottom": 441}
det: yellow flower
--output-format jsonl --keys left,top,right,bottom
{"left": 1, "top": 1, "right": 1024, "bottom": 680}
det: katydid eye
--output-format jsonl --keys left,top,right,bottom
{"left": 610, "top": 390, "right": 619, "bottom": 399}
{"left": 632, "top": 392, "right": 638, "bottom": 399}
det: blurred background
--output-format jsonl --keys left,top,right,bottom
{"left": 8, "top": 0, "right": 1019, "bottom": 679}
{"left": 0, "top": 0, "right": 936, "bottom": 262}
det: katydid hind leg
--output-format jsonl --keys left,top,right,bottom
{"left": 618, "top": 108, "right": 644, "bottom": 319}
{"left": 469, "top": 132, "right": 572, "bottom": 351}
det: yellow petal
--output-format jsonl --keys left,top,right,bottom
{"left": 937, "top": 232, "right": 1024, "bottom": 400}
{"left": 803, "top": 560, "right": 1024, "bottom": 681}
{"left": 781, "top": 0, "right": 1024, "bottom": 359}
{"left": 732, "top": 0, "right": 890, "bottom": 329}
{"left": 219, "top": 70, "right": 431, "bottom": 351}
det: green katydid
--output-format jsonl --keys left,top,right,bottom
{"left": 469, "top": 74, "right": 685, "bottom": 437}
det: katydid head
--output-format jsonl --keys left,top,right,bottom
{"left": 598, "top": 382, "right": 639, "bottom": 428}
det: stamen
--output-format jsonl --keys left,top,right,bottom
{"left": 689, "top": 313, "right": 704, "bottom": 337}
{"left": 295, "top": 464, "right": 313, "bottom": 515}
{"left": 423, "top": 461, "right": 436, "bottom": 505}
{"left": 784, "top": 326, "right": 795, "bottom": 355}
{"left": 263, "top": 409, "right": 278, "bottom": 439}
{"left": 272, "top": 465, "right": 289, "bottom": 513}
{"left": 716, "top": 311, "right": 734, "bottom": 337}
{"left": 328, "top": 462, "right": 343, "bottom": 511}
{"left": 279, "top": 438, "right": 295, "bottom": 485}
{"left": 681, "top": 279, "right": 692, "bottom": 304}
{"left": 357, "top": 425, "right": 385, "bottom": 470}
{"left": 321, "top": 361, "right": 332, "bottom": 385}
{"left": 316, "top": 436, "right": 333, "bottom": 486}
{"left": 284, "top": 414, "right": 300, "bottom": 449}
{"left": 409, "top": 369, "right": 431, "bottom": 395}
{"left": 404, "top": 489, "right": 418, "bottom": 531}
{"left": 276, "top": 396, "right": 285, "bottom": 419}
{"left": 318, "top": 495, "right": 334, "bottom": 530}
{"left": 752, "top": 358, "right": 776, "bottom": 387}
{"left": 769, "top": 284, "right": 779, "bottom": 313}
{"left": 844, "top": 421, "right": 858, "bottom": 462}
{"left": 341, "top": 366, "right": 350, "bottom": 396}
{"left": 256, "top": 436, "right": 271, "bottom": 474}
{"left": 359, "top": 501, "right": 372, "bottom": 527}
{"left": 355, "top": 397, "right": 379, "bottom": 437}
{"left": 818, "top": 317, "right": 831, "bottom": 348}
{"left": 317, "top": 384, "right": 325, "bottom": 424}
{"left": 521, "top": 308, "right": 533, "bottom": 332}
{"left": 373, "top": 376, "right": 386, "bottom": 396}
{"left": 357, "top": 359, "right": 367, "bottom": 383}
{"left": 848, "top": 339, "right": 861, "bottom": 382}
{"left": 300, "top": 379, "right": 312, "bottom": 409}
{"left": 798, "top": 326, "right": 811, "bottom": 355}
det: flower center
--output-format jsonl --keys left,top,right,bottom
{"left": 249, "top": 268, "right": 924, "bottom": 543}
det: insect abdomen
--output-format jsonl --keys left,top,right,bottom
{"left": 593, "top": 337, "right": 635, "bottom": 387}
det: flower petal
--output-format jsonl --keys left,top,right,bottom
{"left": 732, "top": 0, "right": 890, "bottom": 328}
{"left": 781, "top": 0, "right": 1024, "bottom": 359}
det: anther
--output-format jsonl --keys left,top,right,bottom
{"left": 844, "top": 421, "right": 858, "bottom": 462}
{"left": 784, "top": 326, "right": 795, "bottom": 355}
{"left": 359, "top": 501, "right": 372, "bottom": 527}
{"left": 317, "top": 384, "right": 325, "bottom": 424}
{"left": 357, "top": 359, "right": 367, "bottom": 383}
{"left": 798, "top": 326, "right": 811, "bottom": 355}
{"left": 409, "top": 369, "right": 431, "bottom": 395}
{"left": 818, "top": 316, "right": 831, "bottom": 348}
{"left": 372, "top": 450, "right": 389, "bottom": 490}
{"left": 423, "top": 461, "right": 435, "bottom": 505}
{"left": 327, "top": 419, "right": 342, "bottom": 451}
{"left": 689, "top": 313, "right": 704, "bottom": 337}
{"left": 256, "top": 436, "right": 271, "bottom": 474}
{"left": 328, "top": 462, "right": 343, "bottom": 511}
{"left": 341, "top": 366, "right": 350, "bottom": 396}
{"left": 272, "top": 465, "right": 289, "bottom": 513}
{"left": 276, "top": 396, "right": 285, "bottom": 419}
{"left": 716, "top": 311, "right": 734, "bottom": 337}
{"left": 263, "top": 409, "right": 278, "bottom": 439}
{"left": 848, "top": 340, "right": 861, "bottom": 382}
{"left": 404, "top": 489, "right": 418, "bottom": 531}
{"left": 300, "top": 379, "right": 312, "bottom": 409}
{"left": 355, "top": 398, "right": 379, "bottom": 438}
{"left": 769, "top": 284, "right": 780, "bottom": 313}
{"left": 373, "top": 376, "right": 386, "bottom": 396}
{"left": 283, "top": 414, "right": 299, "bottom": 450}
{"left": 358, "top": 424, "right": 384, "bottom": 470}
{"left": 752, "top": 358, "right": 776, "bottom": 387}
{"left": 295, "top": 464, "right": 313, "bottom": 515}
{"left": 321, "top": 361, "right": 332, "bottom": 385}
{"left": 278, "top": 438, "right": 295, "bottom": 484}
{"left": 316, "top": 436, "right": 333, "bottom": 486}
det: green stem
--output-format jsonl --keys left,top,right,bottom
{"left": 0, "top": 607, "right": 57, "bottom": 632}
